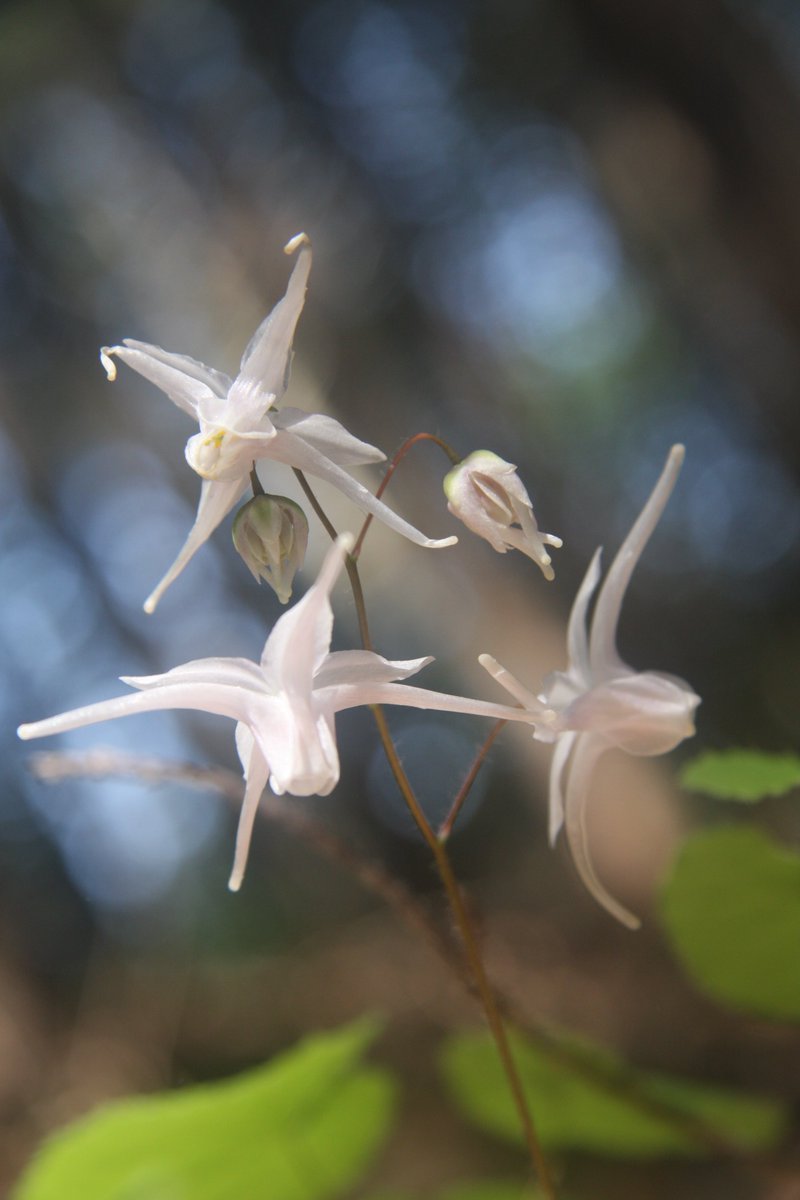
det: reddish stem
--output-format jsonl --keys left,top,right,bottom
{"left": 438, "top": 719, "right": 508, "bottom": 842}
{"left": 352, "top": 431, "right": 460, "bottom": 560}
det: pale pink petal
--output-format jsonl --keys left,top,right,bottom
{"left": 17, "top": 680, "right": 256, "bottom": 741}
{"left": 323, "top": 680, "right": 543, "bottom": 726}
{"left": 563, "top": 734, "right": 641, "bottom": 929}
{"left": 228, "top": 725, "right": 270, "bottom": 892}
{"left": 259, "top": 534, "right": 352, "bottom": 691}
{"left": 566, "top": 548, "right": 603, "bottom": 687}
{"left": 548, "top": 730, "right": 577, "bottom": 845}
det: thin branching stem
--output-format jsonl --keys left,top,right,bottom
{"left": 352, "top": 431, "right": 461, "bottom": 560}
{"left": 293, "top": 467, "right": 556, "bottom": 1197}
{"left": 438, "top": 718, "right": 508, "bottom": 842}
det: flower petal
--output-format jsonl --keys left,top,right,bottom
{"left": 566, "top": 548, "right": 603, "bottom": 687}
{"left": 228, "top": 724, "right": 270, "bottom": 892}
{"left": 229, "top": 233, "right": 312, "bottom": 421}
{"left": 324, "top": 680, "right": 543, "bottom": 727}
{"left": 313, "top": 650, "right": 432, "bottom": 688}
{"left": 548, "top": 730, "right": 577, "bottom": 845}
{"left": 272, "top": 408, "right": 385, "bottom": 466}
{"left": 563, "top": 734, "right": 642, "bottom": 930}
{"left": 266, "top": 429, "right": 457, "bottom": 549}
{"left": 17, "top": 680, "right": 256, "bottom": 741}
{"left": 589, "top": 445, "right": 684, "bottom": 680}
{"left": 122, "top": 658, "right": 268, "bottom": 693}
{"left": 101, "top": 340, "right": 230, "bottom": 416}
{"left": 559, "top": 671, "right": 700, "bottom": 755}
{"left": 260, "top": 534, "right": 353, "bottom": 691}
{"left": 144, "top": 476, "right": 248, "bottom": 613}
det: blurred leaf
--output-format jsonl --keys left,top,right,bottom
{"left": 660, "top": 825, "right": 800, "bottom": 1020}
{"left": 680, "top": 750, "right": 800, "bottom": 801}
{"left": 440, "top": 1027, "right": 785, "bottom": 1158}
{"left": 14, "top": 1017, "right": 395, "bottom": 1200}
{"left": 370, "top": 1185, "right": 548, "bottom": 1200}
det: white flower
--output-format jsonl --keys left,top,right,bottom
{"left": 19, "top": 536, "right": 538, "bottom": 892}
{"left": 102, "top": 234, "right": 455, "bottom": 613}
{"left": 232, "top": 493, "right": 309, "bottom": 604}
{"left": 444, "top": 450, "right": 561, "bottom": 580}
{"left": 479, "top": 445, "right": 700, "bottom": 928}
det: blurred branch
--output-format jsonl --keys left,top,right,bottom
{"left": 28, "top": 748, "right": 760, "bottom": 1161}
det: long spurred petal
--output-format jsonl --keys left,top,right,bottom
{"left": 266, "top": 429, "right": 457, "bottom": 549}
{"left": 477, "top": 654, "right": 546, "bottom": 712}
{"left": 228, "top": 725, "right": 270, "bottom": 892}
{"left": 260, "top": 534, "right": 353, "bottom": 691}
{"left": 272, "top": 408, "right": 385, "bottom": 466}
{"left": 314, "top": 651, "right": 431, "bottom": 688}
{"left": 101, "top": 340, "right": 230, "bottom": 416}
{"left": 589, "top": 445, "right": 684, "bottom": 680}
{"left": 323, "top": 680, "right": 543, "bottom": 726}
{"left": 229, "top": 233, "right": 312, "bottom": 420}
{"left": 548, "top": 730, "right": 577, "bottom": 845}
{"left": 566, "top": 548, "right": 602, "bottom": 686}
{"left": 18, "top": 680, "right": 256, "bottom": 741}
{"left": 144, "top": 476, "right": 248, "bottom": 613}
{"left": 563, "top": 734, "right": 641, "bottom": 930}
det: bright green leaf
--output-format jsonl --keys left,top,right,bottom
{"left": 14, "top": 1017, "right": 395, "bottom": 1200}
{"left": 370, "top": 1184, "right": 548, "bottom": 1200}
{"left": 440, "top": 1027, "right": 785, "bottom": 1158}
{"left": 680, "top": 750, "right": 800, "bottom": 802}
{"left": 661, "top": 825, "right": 800, "bottom": 1020}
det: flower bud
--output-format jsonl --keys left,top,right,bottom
{"left": 232, "top": 494, "right": 309, "bottom": 603}
{"left": 443, "top": 450, "right": 562, "bottom": 580}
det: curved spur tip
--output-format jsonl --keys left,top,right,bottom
{"left": 99, "top": 348, "right": 117, "bottom": 381}
{"left": 284, "top": 232, "right": 310, "bottom": 255}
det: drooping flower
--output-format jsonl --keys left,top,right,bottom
{"left": 444, "top": 450, "right": 562, "bottom": 580}
{"left": 19, "top": 536, "right": 539, "bottom": 892}
{"left": 232, "top": 493, "right": 309, "bottom": 604}
{"left": 479, "top": 445, "right": 700, "bottom": 928}
{"left": 102, "top": 234, "right": 455, "bottom": 613}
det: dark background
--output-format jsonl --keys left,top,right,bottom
{"left": 1, "top": 0, "right": 799, "bottom": 1195}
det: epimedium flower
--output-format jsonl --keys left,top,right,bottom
{"left": 101, "top": 233, "right": 455, "bottom": 613}
{"left": 232, "top": 493, "right": 309, "bottom": 604}
{"left": 443, "top": 450, "right": 562, "bottom": 580}
{"left": 479, "top": 444, "right": 700, "bottom": 929}
{"left": 19, "top": 535, "right": 540, "bottom": 893}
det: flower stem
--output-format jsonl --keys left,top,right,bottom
{"left": 438, "top": 718, "right": 508, "bottom": 842}
{"left": 293, "top": 468, "right": 555, "bottom": 1196}
{"left": 352, "top": 431, "right": 461, "bottom": 560}
{"left": 250, "top": 465, "right": 265, "bottom": 496}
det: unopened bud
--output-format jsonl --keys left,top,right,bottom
{"left": 444, "top": 450, "right": 561, "bottom": 580}
{"left": 232, "top": 495, "right": 309, "bottom": 603}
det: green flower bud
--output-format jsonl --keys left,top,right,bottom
{"left": 232, "top": 495, "right": 309, "bottom": 604}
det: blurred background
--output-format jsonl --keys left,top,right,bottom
{"left": 1, "top": 0, "right": 799, "bottom": 1195}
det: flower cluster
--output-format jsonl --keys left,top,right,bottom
{"left": 19, "top": 233, "right": 699, "bottom": 923}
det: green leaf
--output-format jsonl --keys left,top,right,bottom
{"left": 680, "top": 750, "right": 800, "bottom": 802}
{"left": 660, "top": 825, "right": 800, "bottom": 1020}
{"left": 440, "top": 1027, "right": 785, "bottom": 1158}
{"left": 14, "top": 1017, "right": 395, "bottom": 1200}
{"left": 370, "top": 1185, "right": 547, "bottom": 1200}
